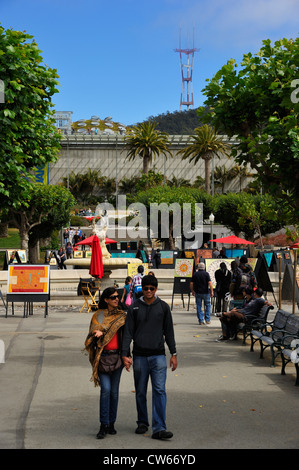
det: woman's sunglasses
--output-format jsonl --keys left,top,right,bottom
{"left": 109, "top": 295, "right": 119, "bottom": 300}
{"left": 142, "top": 286, "right": 155, "bottom": 291}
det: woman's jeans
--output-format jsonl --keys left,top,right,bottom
{"left": 195, "top": 293, "right": 211, "bottom": 323}
{"left": 133, "top": 354, "right": 167, "bottom": 434}
{"left": 98, "top": 365, "right": 123, "bottom": 425}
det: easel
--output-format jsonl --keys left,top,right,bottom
{"left": 171, "top": 277, "right": 191, "bottom": 310}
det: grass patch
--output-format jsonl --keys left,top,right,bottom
{"left": 0, "top": 228, "right": 21, "bottom": 249}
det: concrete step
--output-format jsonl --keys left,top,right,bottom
{"left": 0, "top": 267, "right": 283, "bottom": 309}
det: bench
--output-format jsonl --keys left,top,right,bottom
{"left": 280, "top": 338, "right": 299, "bottom": 386}
{"left": 237, "top": 304, "right": 274, "bottom": 345}
{"left": 250, "top": 310, "right": 299, "bottom": 366}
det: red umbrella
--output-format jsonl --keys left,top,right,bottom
{"left": 75, "top": 235, "right": 117, "bottom": 246}
{"left": 89, "top": 235, "right": 104, "bottom": 278}
{"left": 209, "top": 235, "right": 255, "bottom": 245}
{"left": 104, "top": 238, "right": 118, "bottom": 244}
{"left": 290, "top": 242, "right": 299, "bottom": 249}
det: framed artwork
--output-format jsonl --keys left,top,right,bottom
{"left": 160, "top": 251, "right": 174, "bottom": 265}
{"left": 7, "top": 250, "right": 27, "bottom": 264}
{"left": 127, "top": 263, "right": 149, "bottom": 278}
{"left": 174, "top": 259, "right": 194, "bottom": 278}
{"left": 205, "top": 259, "right": 234, "bottom": 288}
{"left": 7, "top": 265, "right": 50, "bottom": 295}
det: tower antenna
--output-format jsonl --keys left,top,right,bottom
{"left": 174, "top": 27, "right": 199, "bottom": 110}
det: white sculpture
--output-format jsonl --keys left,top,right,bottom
{"left": 91, "top": 210, "right": 111, "bottom": 259}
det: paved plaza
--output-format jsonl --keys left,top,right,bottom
{"left": 0, "top": 299, "right": 298, "bottom": 451}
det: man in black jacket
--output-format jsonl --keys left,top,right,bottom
{"left": 121, "top": 275, "right": 177, "bottom": 440}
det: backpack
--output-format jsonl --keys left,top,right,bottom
{"left": 234, "top": 266, "right": 255, "bottom": 294}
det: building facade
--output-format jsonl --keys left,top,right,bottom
{"left": 49, "top": 133, "right": 249, "bottom": 193}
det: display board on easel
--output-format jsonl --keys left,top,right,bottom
{"left": 6, "top": 264, "right": 50, "bottom": 317}
{"left": 171, "top": 259, "right": 194, "bottom": 310}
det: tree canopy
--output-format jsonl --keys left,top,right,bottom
{"left": 0, "top": 26, "right": 61, "bottom": 211}
{"left": 123, "top": 120, "right": 171, "bottom": 174}
{"left": 198, "top": 37, "right": 299, "bottom": 221}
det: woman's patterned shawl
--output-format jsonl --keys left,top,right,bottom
{"left": 85, "top": 307, "right": 126, "bottom": 386}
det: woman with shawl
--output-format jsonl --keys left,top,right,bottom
{"left": 85, "top": 287, "right": 127, "bottom": 439}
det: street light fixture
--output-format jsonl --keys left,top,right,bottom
{"left": 209, "top": 212, "right": 215, "bottom": 248}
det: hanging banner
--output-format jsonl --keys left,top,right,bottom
{"left": 32, "top": 164, "right": 49, "bottom": 184}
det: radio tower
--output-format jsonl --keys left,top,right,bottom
{"left": 175, "top": 28, "right": 199, "bottom": 110}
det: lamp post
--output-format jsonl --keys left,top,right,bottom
{"left": 209, "top": 212, "right": 215, "bottom": 248}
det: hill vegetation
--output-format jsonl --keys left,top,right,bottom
{"left": 137, "top": 108, "right": 202, "bottom": 134}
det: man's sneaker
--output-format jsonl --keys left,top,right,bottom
{"left": 96, "top": 424, "right": 109, "bottom": 439}
{"left": 214, "top": 312, "right": 222, "bottom": 317}
{"left": 135, "top": 424, "right": 148, "bottom": 434}
{"left": 215, "top": 335, "right": 228, "bottom": 342}
{"left": 108, "top": 423, "right": 117, "bottom": 435}
{"left": 152, "top": 430, "right": 173, "bottom": 440}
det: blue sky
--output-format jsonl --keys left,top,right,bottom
{"left": 1, "top": 0, "right": 298, "bottom": 125}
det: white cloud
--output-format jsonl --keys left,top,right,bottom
{"left": 156, "top": 0, "right": 298, "bottom": 51}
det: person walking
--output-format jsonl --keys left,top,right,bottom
{"left": 130, "top": 265, "right": 145, "bottom": 302}
{"left": 153, "top": 249, "right": 161, "bottom": 269}
{"left": 215, "top": 262, "right": 231, "bottom": 312}
{"left": 121, "top": 275, "right": 177, "bottom": 440}
{"left": 190, "top": 262, "right": 214, "bottom": 325}
{"left": 85, "top": 287, "right": 127, "bottom": 439}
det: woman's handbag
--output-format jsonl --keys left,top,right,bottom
{"left": 98, "top": 352, "right": 122, "bottom": 374}
{"left": 125, "top": 293, "right": 132, "bottom": 306}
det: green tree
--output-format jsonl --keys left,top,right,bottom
{"left": 9, "top": 184, "right": 75, "bottom": 256}
{"left": 214, "top": 192, "right": 286, "bottom": 240}
{"left": 167, "top": 176, "right": 191, "bottom": 188}
{"left": 178, "top": 124, "right": 231, "bottom": 194}
{"left": 61, "top": 168, "right": 103, "bottom": 205}
{"left": 118, "top": 176, "right": 140, "bottom": 196}
{"left": 229, "top": 165, "right": 254, "bottom": 192}
{"left": 133, "top": 186, "right": 213, "bottom": 249}
{"left": 213, "top": 166, "right": 231, "bottom": 194}
{"left": 0, "top": 26, "right": 61, "bottom": 212}
{"left": 199, "top": 37, "right": 299, "bottom": 219}
{"left": 123, "top": 120, "right": 171, "bottom": 175}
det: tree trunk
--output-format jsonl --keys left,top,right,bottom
{"left": 19, "top": 214, "right": 29, "bottom": 251}
{"left": 143, "top": 154, "right": 150, "bottom": 175}
{"left": 0, "top": 222, "right": 8, "bottom": 237}
{"left": 205, "top": 158, "right": 211, "bottom": 194}
{"left": 29, "top": 241, "right": 40, "bottom": 264}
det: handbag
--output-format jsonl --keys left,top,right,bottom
{"left": 125, "top": 293, "right": 132, "bottom": 306}
{"left": 98, "top": 352, "right": 122, "bottom": 374}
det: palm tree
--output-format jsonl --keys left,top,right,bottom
{"left": 118, "top": 176, "right": 140, "bottom": 195}
{"left": 178, "top": 124, "right": 231, "bottom": 194}
{"left": 229, "top": 164, "right": 254, "bottom": 191}
{"left": 123, "top": 120, "right": 171, "bottom": 175}
{"left": 61, "top": 168, "right": 103, "bottom": 204}
{"left": 213, "top": 165, "right": 231, "bottom": 194}
{"left": 167, "top": 176, "right": 191, "bottom": 187}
